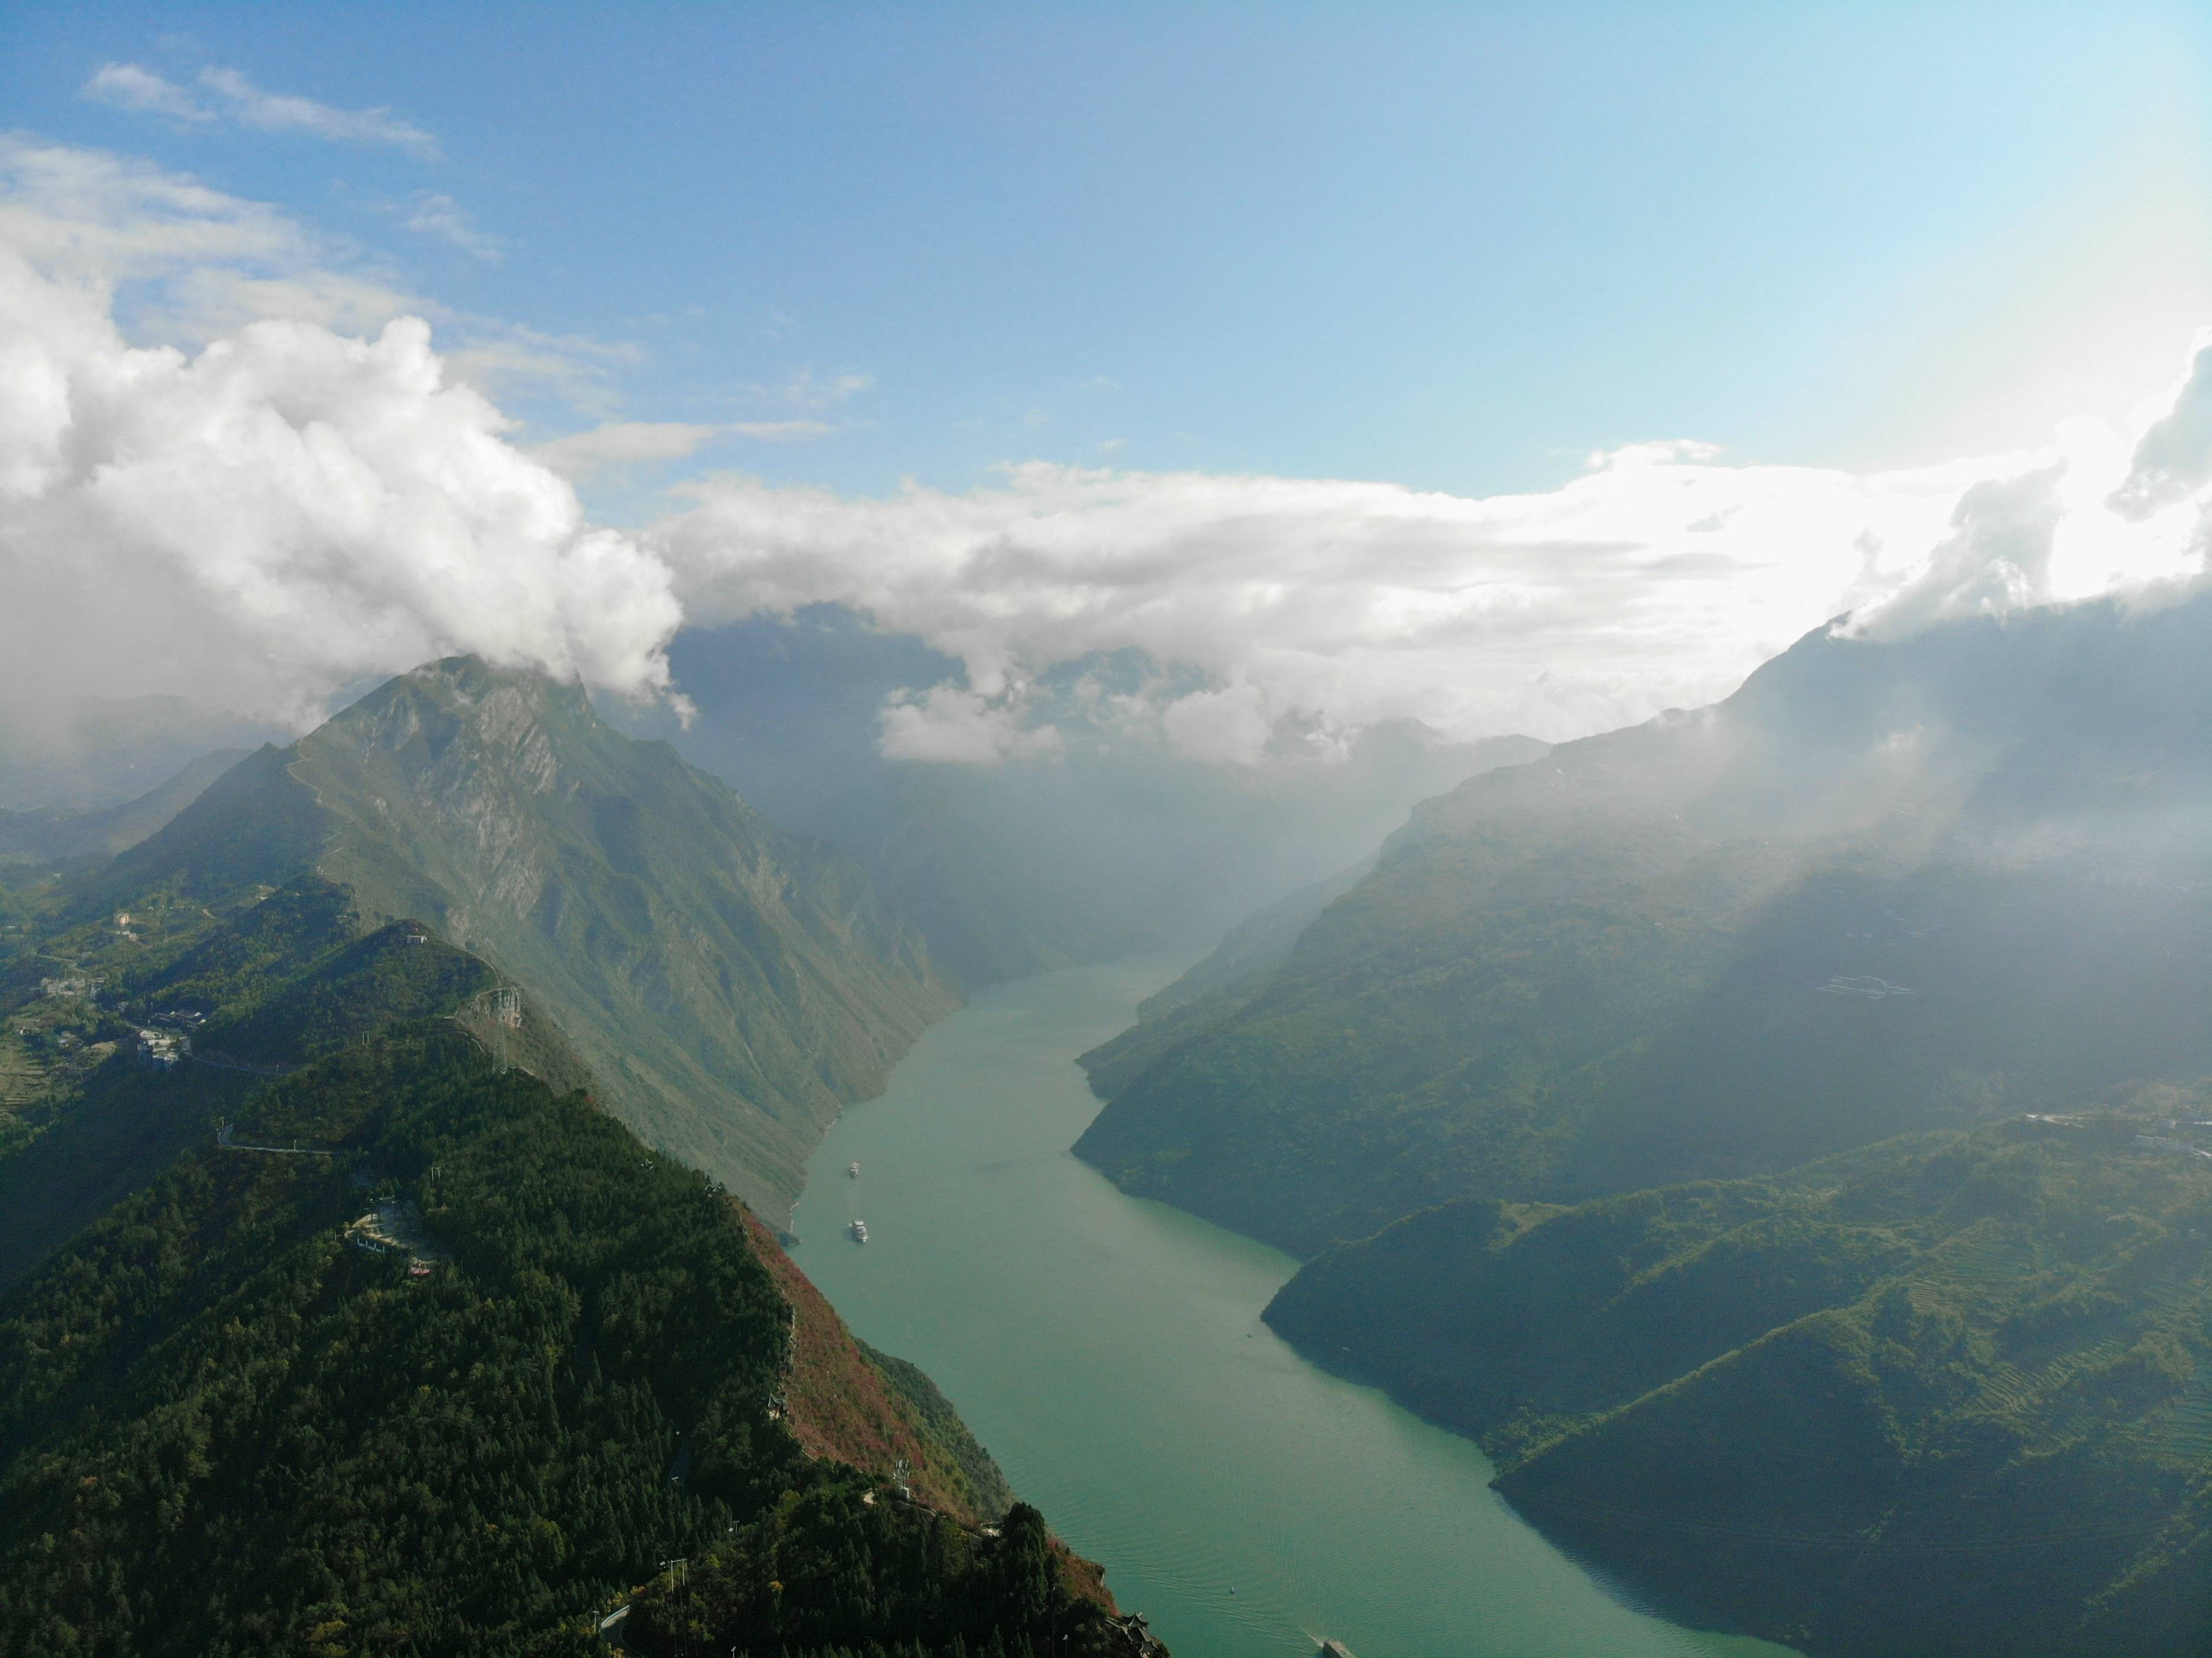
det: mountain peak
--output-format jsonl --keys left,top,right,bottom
{"left": 90, "top": 649, "right": 954, "bottom": 1220}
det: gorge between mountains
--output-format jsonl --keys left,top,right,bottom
{"left": 4, "top": 589, "right": 2212, "bottom": 1658}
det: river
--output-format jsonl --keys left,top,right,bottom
{"left": 790, "top": 959, "right": 1798, "bottom": 1658}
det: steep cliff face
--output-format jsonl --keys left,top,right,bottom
{"left": 97, "top": 657, "right": 958, "bottom": 1219}
{"left": 731, "top": 1204, "right": 1014, "bottom": 1524}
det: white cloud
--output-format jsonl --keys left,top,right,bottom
{"left": 730, "top": 419, "right": 835, "bottom": 442}
{"left": 403, "top": 193, "right": 500, "bottom": 261}
{"left": 755, "top": 369, "right": 873, "bottom": 409}
{"left": 15, "top": 137, "right": 2212, "bottom": 771}
{"left": 84, "top": 63, "right": 212, "bottom": 122}
{"left": 1849, "top": 466, "right": 2066, "bottom": 639}
{"left": 83, "top": 63, "right": 439, "bottom": 158}
{"left": 1162, "top": 684, "right": 1274, "bottom": 766}
{"left": 198, "top": 67, "right": 440, "bottom": 158}
{"left": 2111, "top": 334, "right": 2212, "bottom": 519}
{"left": 661, "top": 347, "right": 2212, "bottom": 757}
{"left": 533, "top": 421, "right": 726, "bottom": 481}
{"left": 0, "top": 141, "right": 682, "bottom": 729}
{"left": 0, "top": 138, "right": 625, "bottom": 415}
{"left": 878, "top": 686, "right": 1062, "bottom": 765}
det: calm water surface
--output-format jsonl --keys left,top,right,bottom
{"left": 792, "top": 960, "right": 1797, "bottom": 1658}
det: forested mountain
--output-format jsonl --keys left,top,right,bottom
{"left": 1076, "top": 591, "right": 2212, "bottom": 1256}
{"left": 1069, "top": 589, "right": 2212, "bottom": 1654}
{"left": 1267, "top": 1111, "right": 2212, "bottom": 1658}
{"left": 0, "top": 853, "right": 1144, "bottom": 1656}
{"left": 82, "top": 655, "right": 957, "bottom": 1220}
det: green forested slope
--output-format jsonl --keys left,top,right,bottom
{"left": 0, "top": 665, "right": 1147, "bottom": 1656}
{"left": 90, "top": 656, "right": 958, "bottom": 1220}
{"left": 1266, "top": 1113, "right": 2212, "bottom": 1656}
{"left": 1078, "top": 593, "right": 2212, "bottom": 1257}
{"left": 0, "top": 1019, "right": 1134, "bottom": 1658}
{"left": 0, "top": 874, "right": 544, "bottom": 1290}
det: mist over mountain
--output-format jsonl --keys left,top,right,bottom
{"left": 1062, "top": 586, "right": 2212, "bottom": 1653}
{"left": 0, "top": 694, "right": 277, "bottom": 812}
{"left": 1076, "top": 587, "right": 2212, "bottom": 1255}
{"left": 0, "top": 748, "right": 248, "bottom": 876}
{"left": 650, "top": 610, "right": 1546, "bottom": 982}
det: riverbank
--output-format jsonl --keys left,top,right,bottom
{"left": 790, "top": 960, "right": 1798, "bottom": 1658}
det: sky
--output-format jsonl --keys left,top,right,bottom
{"left": 5, "top": 2, "right": 2212, "bottom": 759}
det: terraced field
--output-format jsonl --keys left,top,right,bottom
{"left": 0, "top": 1032, "right": 43, "bottom": 1110}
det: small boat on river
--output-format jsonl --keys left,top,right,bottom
{"left": 849, "top": 1219, "right": 869, "bottom": 1243}
{"left": 848, "top": 1161, "right": 861, "bottom": 1178}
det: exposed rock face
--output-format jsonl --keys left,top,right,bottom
{"left": 101, "top": 655, "right": 958, "bottom": 1219}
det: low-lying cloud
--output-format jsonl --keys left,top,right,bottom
{"left": 661, "top": 374, "right": 2212, "bottom": 758}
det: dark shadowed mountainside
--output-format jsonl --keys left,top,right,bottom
{"left": 1076, "top": 591, "right": 2212, "bottom": 1257}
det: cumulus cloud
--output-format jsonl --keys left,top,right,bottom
{"left": 0, "top": 140, "right": 683, "bottom": 729}
{"left": 84, "top": 64, "right": 440, "bottom": 158}
{"left": 1160, "top": 684, "right": 1275, "bottom": 766}
{"left": 2111, "top": 336, "right": 2212, "bottom": 519}
{"left": 1849, "top": 466, "right": 2066, "bottom": 639}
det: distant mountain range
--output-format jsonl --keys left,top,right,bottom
{"left": 0, "top": 693, "right": 278, "bottom": 812}
{"left": 0, "top": 748, "right": 248, "bottom": 875}
{"left": 1074, "top": 589, "right": 2212, "bottom": 1656}
{"left": 655, "top": 612, "right": 1547, "bottom": 984}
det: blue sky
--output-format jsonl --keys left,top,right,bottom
{"left": 9, "top": 1, "right": 2211, "bottom": 507}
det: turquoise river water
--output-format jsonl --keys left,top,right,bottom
{"left": 790, "top": 959, "right": 1799, "bottom": 1658}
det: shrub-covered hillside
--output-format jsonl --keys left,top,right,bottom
{"left": 1267, "top": 1111, "right": 2212, "bottom": 1657}
{"left": 0, "top": 1022, "right": 1128, "bottom": 1657}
